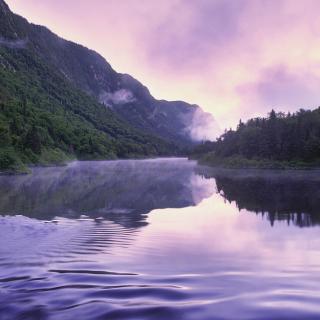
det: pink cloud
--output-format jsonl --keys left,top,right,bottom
{"left": 6, "top": 0, "right": 320, "bottom": 131}
{"left": 237, "top": 65, "right": 320, "bottom": 118}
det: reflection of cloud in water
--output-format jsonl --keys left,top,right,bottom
{"left": 189, "top": 174, "right": 216, "bottom": 204}
{"left": 2, "top": 159, "right": 318, "bottom": 228}
{"left": 0, "top": 159, "right": 215, "bottom": 228}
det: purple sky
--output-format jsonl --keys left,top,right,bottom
{"left": 6, "top": 0, "right": 320, "bottom": 130}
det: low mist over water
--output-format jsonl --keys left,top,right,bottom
{"left": 1, "top": 159, "right": 320, "bottom": 320}
{"left": 0, "top": 159, "right": 212, "bottom": 226}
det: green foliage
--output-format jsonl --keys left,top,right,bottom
{"left": 0, "top": 147, "right": 27, "bottom": 172}
{"left": 37, "top": 148, "right": 74, "bottom": 166}
{"left": 192, "top": 109, "right": 320, "bottom": 169}
{"left": 0, "top": 44, "right": 175, "bottom": 171}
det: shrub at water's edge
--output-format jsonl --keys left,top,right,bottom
{"left": 0, "top": 147, "right": 28, "bottom": 173}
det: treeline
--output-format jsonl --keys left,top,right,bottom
{"left": 192, "top": 108, "right": 320, "bottom": 168}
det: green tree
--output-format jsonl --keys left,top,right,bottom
{"left": 24, "top": 125, "right": 41, "bottom": 154}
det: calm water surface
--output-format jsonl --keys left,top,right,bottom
{"left": 1, "top": 158, "right": 320, "bottom": 320}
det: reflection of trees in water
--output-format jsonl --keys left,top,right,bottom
{"left": 0, "top": 160, "right": 212, "bottom": 229}
{"left": 197, "top": 167, "right": 320, "bottom": 227}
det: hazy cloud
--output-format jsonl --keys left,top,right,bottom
{"left": 185, "top": 107, "right": 221, "bottom": 141}
{"left": 237, "top": 66, "right": 320, "bottom": 117}
{"left": 99, "top": 89, "right": 136, "bottom": 106}
{"left": 7, "top": 0, "right": 320, "bottom": 130}
{"left": 0, "top": 37, "right": 27, "bottom": 49}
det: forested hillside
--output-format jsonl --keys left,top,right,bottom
{"left": 0, "top": 0, "right": 185, "bottom": 171}
{"left": 0, "top": 45, "right": 175, "bottom": 171}
{"left": 0, "top": 0, "right": 217, "bottom": 149}
{"left": 192, "top": 108, "right": 320, "bottom": 168}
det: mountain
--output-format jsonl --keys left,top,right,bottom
{"left": 0, "top": 0, "right": 217, "bottom": 149}
{"left": 1, "top": 0, "right": 181, "bottom": 171}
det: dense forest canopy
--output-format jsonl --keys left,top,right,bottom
{"left": 0, "top": 45, "right": 175, "bottom": 171}
{"left": 192, "top": 108, "right": 320, "bottom": 168}
{"left": 0, "top": 0, "right": 216, "bottom": 154}
{"left": 0, "top": 0, "right": 204, "bottom": 172}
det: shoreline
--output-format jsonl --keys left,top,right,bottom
{"left": 0, "top": 156, "right": 190, "bottom": 175}
{"left": 191, "top": 155, "right": 320, "bottom": 171}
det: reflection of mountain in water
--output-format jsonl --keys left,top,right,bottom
{"left": 0, "top": 159, "right": 213, "bottom": 228}
{"left": 197, "top": 167, "right": 320, "bottom": 227}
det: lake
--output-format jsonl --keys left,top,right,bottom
{"left": 1, "top": 158, "right": 320, "bottom": 320}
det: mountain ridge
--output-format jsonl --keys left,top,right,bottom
{"left": 0, "top": 0, "right": 181, "bottom": 171}
{"left": 0, "top": 0, "right": 217, "bottom": 145}
{"left": 0, "top": 0, "right": 217, "bottom": 171}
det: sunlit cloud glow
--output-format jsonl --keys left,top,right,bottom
{"left": 6, "top": 0, "right": 320, "bottom": 130}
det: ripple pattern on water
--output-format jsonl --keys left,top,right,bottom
{"left": 2, "top": 160, "right": 320, "bottom": 320}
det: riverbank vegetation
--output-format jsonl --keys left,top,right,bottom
{"left": 191, "top": 108, "right": 320, "bottom": 169}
